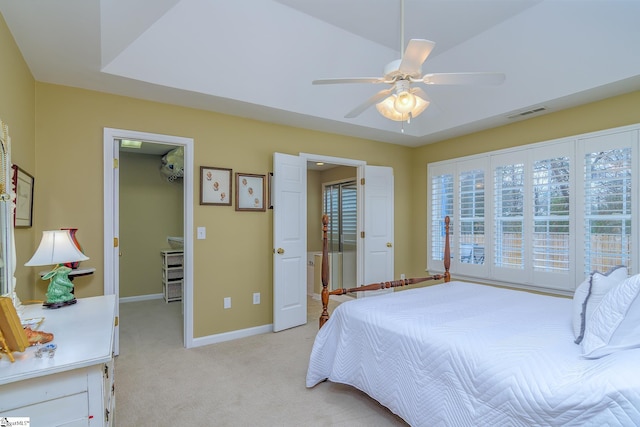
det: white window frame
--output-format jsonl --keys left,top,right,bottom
{"left": 427, "top": 123, "right": 639, "bottom": 295}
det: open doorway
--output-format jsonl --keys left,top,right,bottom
{"left": 273, "top": 152, "right": 393, "bottom": 332}
{"left": 103, "top": 128, "right": 194, "bottom": 353}
{"left": 307, "top": 162, "right": 357, "bottom": 297}
{"left": 119, "top": 141, "right": 183, "bottom": 299}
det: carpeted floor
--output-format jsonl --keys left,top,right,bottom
{"left": 115, "top": 296, "right": 407, "bottom": 426}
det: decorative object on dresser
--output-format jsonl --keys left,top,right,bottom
{"left": 235, "top": 172, "right": 266, "bottom": 212}
{"left": 0, "top": 296, "right": 28, "bottom": 362}
{"left": 200, "top": 166, "right": 232, "bottom": 206}
{"left": 161, "top": 249, "right": 183, "bottom": 303}
{"left": 24, "top": 229, "right": 89, "bottom": 308}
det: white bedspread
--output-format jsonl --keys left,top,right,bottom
{"left": 306, "top": 282, "right": 640, "bottom": 426}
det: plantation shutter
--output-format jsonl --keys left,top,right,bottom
{"left": 341, "top": 182, "right": 357, "bottom": 248}
{"left": 430, "top": 169, "right": 453, "bottom": 262}
{"left": 493, "top": 162, "right": 525, "bottom": 270}
{"left": 582, "top": 145, "right": 633, "bottom": 275}
{"left": 532, "top": 156, "right": 571, "bottom": 272}
{"left": 459, "top": 168, "right": 485, "bottom": 265}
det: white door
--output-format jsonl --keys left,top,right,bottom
{"left": 273, "top": 153, "right": 307, "bottom": 332}
{"left": 362, "top": 165, "right": 394, "bottom": 294}
{"left": 106, "top": 138, "right": 121, "bottom": 354}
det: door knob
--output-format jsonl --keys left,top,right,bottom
{"left": 276, "top": 248, "right": 285, "bottom": 254}
{"left": 386, "top": 242, "right": 392, "bottom": 248}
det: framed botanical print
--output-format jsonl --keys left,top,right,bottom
{"left": 235, "top": 173, "right": 266, "bottom": 212}
{"left": 12, "top": 165, "right": 34, "bottom": 227}
{"left": 200, "top": 166, "right": 232, "bottom": 206}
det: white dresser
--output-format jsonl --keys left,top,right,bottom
{"left": 0, "top": 295, "right": 117, "bottom": 426}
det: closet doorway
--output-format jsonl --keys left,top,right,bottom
{"left": 103, "top": 128, "right": 194, "bottom": 354}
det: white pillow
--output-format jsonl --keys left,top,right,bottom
{"left": 581, "top": 274, "right": 640, "bottom": 358}
{"left": 572, "top": 266, "right": 627, "bottom": 344}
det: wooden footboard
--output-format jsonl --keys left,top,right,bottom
{"left": 319, "top": 215, "right": 451, "bottom": 328}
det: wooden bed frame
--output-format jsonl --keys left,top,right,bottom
{"left": 319, "top": 215, "right": 451, "bottom": 328}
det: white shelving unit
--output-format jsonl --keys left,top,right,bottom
{"left": 161, "top": 249, "right": 183, "bottom": 303}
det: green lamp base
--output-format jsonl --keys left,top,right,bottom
{"left": 42, "top": 265, "right": 77, "bottom": 309}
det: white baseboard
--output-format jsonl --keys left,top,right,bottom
{"left": 192, "top": 324, "right": 273, "bottom": 347}
{"left": 119, "top": 293, "right": 163, "bottom": 303}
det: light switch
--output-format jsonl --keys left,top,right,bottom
{"left": 197, "top": 227, "right": 206, "bottom": 239}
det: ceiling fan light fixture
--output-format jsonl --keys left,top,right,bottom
{"left": 410, "top": 95, "right": 430, "bottom": 118}
{"left": 394, "top": 91, "right": 416, "bottom": 114}
{"left": 376, "top": 95, "right": 404, "bottom": 121}
{"left": 376, "top": 93, "right": 429, "bottom": 122}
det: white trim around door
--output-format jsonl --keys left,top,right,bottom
{"left": 103, "top": 128, "right": 194, "bottom": 350}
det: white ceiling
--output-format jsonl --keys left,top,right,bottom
{"left": 1, "top": 0, "right": 639, "bottom": 148}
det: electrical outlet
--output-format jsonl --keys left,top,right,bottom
{"left": 253, "top": 293, "right": 260, "bottom": 304}
{"left": 223, "top": 297, "right": 231, "bottom": 309}
{"left": 400, "top": 273, "right": 406, "bottom": 280}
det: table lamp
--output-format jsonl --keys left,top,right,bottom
{"left": 25, "top": 230, "right": 89, "bottom": 308}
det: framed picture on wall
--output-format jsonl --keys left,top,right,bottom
{"left": 267, "top": 172, "right": 273, "bottom": 209}
{"left": 11, "top": 165, "right": 34, "bottom": 228}
{"left": 235, "top": 173, "right": 266, "bottom": 212}
{"left": 200, "top": 166, "right": 232, "bottom": 206}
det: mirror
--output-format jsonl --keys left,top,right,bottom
{"left": 0, "top": 119, "right": 15, "bottom": 306}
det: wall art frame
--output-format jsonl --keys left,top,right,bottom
{"left": 267, "top": 172, "right": 274, "bottom": 209}
{"left": 11, "top": 164, "right": 34, "bottom": 228}
{"left": 200, "top": 166, "right": 232, "bottom": 206}
{"left": 235, "top": 172, "right": 266, "bottom": 212}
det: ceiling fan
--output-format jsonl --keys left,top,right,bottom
{"left": 312, "top": 0, "right": 505, "bottom": 124}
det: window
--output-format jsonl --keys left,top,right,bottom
{"left": 532, "top": 156, "right": 570, "bottom": 273}
{"left": 323, "top": 180, "right": 357, "bottom": 288}
{"left": 428, "top": 125, "right": 639, "bottom": 293}
{"left": 582, "top": 144, "right": 633, "bottom": 276}
{"left": 430, "top": 173, "right": 453, "bottom": 262}
{"left": 494, "top": 162, "right": 525, "bottom": 270}
{"left": 459, "top": 169, "right": 485, "bottom": 265}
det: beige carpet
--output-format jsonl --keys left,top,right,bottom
{"left": 115, "top": 296, "right": 407, "bottom": 426}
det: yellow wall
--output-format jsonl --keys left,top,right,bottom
{"left": 409, "top": 91, "right": 640, "bottom": 274}
{"left": 119, "top": 152, "right": 183, "bottom": 298}
{"left": 0, "top": 13, "right": 36, "bottom": 302}
{"left": 32, "top": 83, "right": 414, "bottom": 337}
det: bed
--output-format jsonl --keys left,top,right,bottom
{"left": 306, "top": 216, "right": 640, "bottom": 426}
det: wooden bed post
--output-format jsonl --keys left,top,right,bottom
{"left": 444, "top": 215, "right": 451, "bottom": 282}
{"left": 318, "top": 215, "right": 451, "bottom": 328}
{"left": 319, "top": 215, "right": 330, "bottom": 328}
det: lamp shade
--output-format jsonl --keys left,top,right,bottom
{"left": 25, "top": 230, "right": 89, "bottom": 267}
{"left": 376, "top": 94, "right": 430, "bottom": 122}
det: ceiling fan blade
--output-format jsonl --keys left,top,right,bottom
{"left": 399, "top": 39, "right": 436, "bottom": 76}
{"left": 313, "top": 77, "right": 385, "bottom": 85}
{"left": 345, "top": 88, "right": 394, "bottom": 118}
{"left": 422, "top": 72, "right": 506, "bottom": 85}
